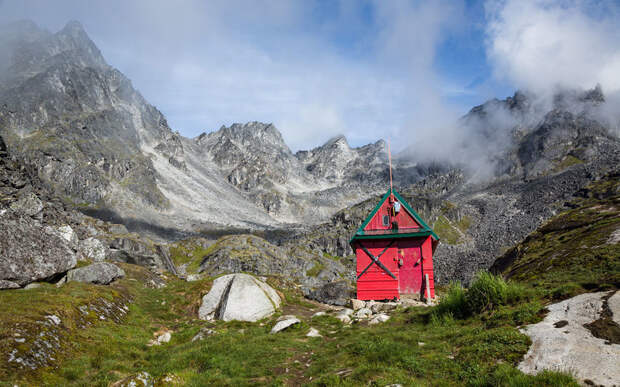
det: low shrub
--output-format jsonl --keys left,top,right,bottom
{"left": 434, "top": 272, "right": 531, "bottom": 319}
{"left": 433, "top": 282, "right": 468, "bottom": 319}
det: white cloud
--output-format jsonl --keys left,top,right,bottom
{"left": 0, "top": 0, "right": 468, "bottom": 152}
{"left": 485, "top": 0, "right": 620, "bottom": 94}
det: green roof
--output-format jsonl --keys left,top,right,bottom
{"left": 349, "top": 189, "right": 440, "bottom": 245}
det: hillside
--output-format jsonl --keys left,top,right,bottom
{"left": 2, "top": 180, "right": 617, "bottom": 385}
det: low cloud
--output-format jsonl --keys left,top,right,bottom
{"left": 485, "top": 0, "right": 620, "bottom": 95}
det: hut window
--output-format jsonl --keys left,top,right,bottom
{"left": 382, "top": 215, "right": 390, "bottom": 227}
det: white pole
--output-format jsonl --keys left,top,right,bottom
{"left": 425, "top": 273, "right": 431, "bottom": 304}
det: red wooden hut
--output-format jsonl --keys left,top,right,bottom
{"left": 349, "top": 189, "right": 439, "bottom": 301}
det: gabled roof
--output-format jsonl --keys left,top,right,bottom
{"left": 349, "top": 189, "right": 440, "bottom": 244}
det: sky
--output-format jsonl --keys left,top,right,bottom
{"left": 0, "top": 0, "right": 619, "bottom": 151}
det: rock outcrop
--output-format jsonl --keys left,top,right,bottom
{"left": 66, "top": 262, "right": 125, "bottom": 285}
{"left": 195, "top": 234, "right": 352, "bottom": 302}
{"left": 518, "top": 291, "right": 620, "bottom": 386}
{"left": 198, "top": 273, "right": 281, "bottom": 322}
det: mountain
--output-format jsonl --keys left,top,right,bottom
{"left": 0, "top": 21, "right": 408, "bottom": 236}
{"left": 0, "top": 20, "right": 619, "bottom": 287}
{"left": 285, "top": 87, "right": 620, "bottom": 285}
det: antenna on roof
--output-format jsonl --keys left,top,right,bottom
{"left": 388, "top": 140, "right": 394, "bottom": 201}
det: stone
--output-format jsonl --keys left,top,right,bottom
{"left": 157, "top": 374, "right": 182, "bottom": 385}
{"left": 148, "top": 330, "right": 172, "bottom": 346}
{"left": 0, "top": 280, "right": 20, "bottom": 289}
{"left": 23, "top": 283, "right": 42, "bottom": 290}
{"left": 191, "top": 328, "right": 216, "bottom": 342}
{"left": 306, "top": 327, "right": 322, "bottom": 337}
{"left": 354, "top": 308, "right": 372, "bottom": 319}
{"left": 270, "top": 315, "right": 301, "bottom": 334}
{"left": 350, "top": 299, "right": 366, "bottom": 310}
{"left": 186, "top": 274, "right": 203, "bottom": 282}
{"left": 369, "top": 313, "right": 390, "bottom": 325}
{"left": 335, "top": 314, "right": 351, "bottom": 324}
{"left": 518, "top": 292, "right": 620, "bottom": 386}
{"left": 312, "top": 311, "right": 326, "bottom": 318}
{"left": 66, "top": 262, "right": 125, "bottom": 285}
{"left": 111, "top": 371, "right": 154, "bottom": 387}
{"left": 108, "top": 224, "right": 129, "bottom": 235}
{"left": 0, "top": 212, "right": 77, "bottom": 287}
{"left": 78, "top": 237, "right": 108, "bottom": 262}
{"left": 337, "top": 308, "right": 354, "bottom": 316}
{"left": 9, "top": 192, "right": 43, "bottom": 217}
{"left": 371, "top": 302, "right": 399, "bottom": 314}
{"left": 198, "top": 273, "right": 281, "bottom": 322}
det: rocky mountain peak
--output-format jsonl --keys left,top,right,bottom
{"left": 208, "top": 122, "right": 289, "bottom": 152}
{"left": 324, "top": 135, "right": 350, "bottom": 149}
{"left": 53, "top": 20, "right": 107, "bottom": 69}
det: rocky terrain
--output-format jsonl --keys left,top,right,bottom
{"left": 0, "top": 20, "right": 412, "bottom": 235}
{"left": 281, "top": 88, "right": 620, "bottom": 285}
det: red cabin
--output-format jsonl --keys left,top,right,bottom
{"left": 350, "top": 189, "right": 439, "bottom": 301}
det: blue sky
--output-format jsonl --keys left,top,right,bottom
{"left": 1, "top": 0, "right": 618, "bottom": 151}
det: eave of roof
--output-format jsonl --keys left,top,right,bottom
{"left": 349, "top": 188, "right": 440, "bottom": 245}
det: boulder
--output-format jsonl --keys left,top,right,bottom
{"left": 0, "top": 212, "right": 77, "bottom": 287}
{"left": 78, "top": 237, "right": 108, "bottom": 262}
{"left": 270, "top": 315, "right": 300, "bottom": 334}
{"left": 312, "top": 311, "right": 327, "bottom": 318}
{"left": 0, "top": 280, "right": 20, "bottom": 289}
{"left": 303, "top": 280, "right": 353, "bottom": 306}
{"left": 9, "top": 192, "right": 43, "bottom": 217}
{"left": 518, "top": 291, "right": 620, "bottom": 386}
{"left": 66, "top": 263, "right": 125, "bottom": 285}
{"left": 198, "top": 273, "right": 281, "bottom": 322}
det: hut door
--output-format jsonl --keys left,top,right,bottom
{"left": 398, "top": 243, "right": 423, "bottom": 295}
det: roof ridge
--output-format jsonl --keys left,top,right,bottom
{"left": 350, "top": 189, "right": 439, "bottom": 244}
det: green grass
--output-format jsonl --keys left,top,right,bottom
{"left": 5, "top": 176, "right": 617, "bottom": 385}
{"left": 552, "top": 155, "right": 583, "bottom": 173}
{"left": 433, "top": 272, "right": 534, "bottom": 320}
{"left": 169, "top": 238, "right": 218, "bottom": 274}
{"left": 306, "top": 260, "right": 325, "bottom": 277}
{"left": 433, "top": 216, "right": 462, "bottom": 244}
{"left": 0, "top": 262, "right": 578, "bottom": 386}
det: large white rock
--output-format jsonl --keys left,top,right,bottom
{"left": 198, "top": 273, "right": 281, "bottom": 322}
{"left": 518, "top": 291, "right": 620, "bottom": 386}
